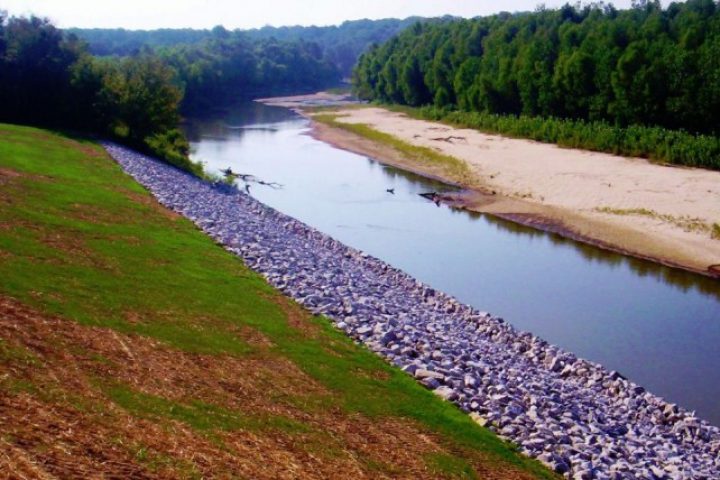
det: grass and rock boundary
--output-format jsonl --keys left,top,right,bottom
{"left": 105, "top": 141, "right": 720, "bottom": 480}
{"left": 0, "top": 124, "right": 554, "bottom": 479}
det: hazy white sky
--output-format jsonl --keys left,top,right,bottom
{"left": 1, "top": 0, "right": 642, "bottom": 30}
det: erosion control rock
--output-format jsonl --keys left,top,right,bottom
{"left": 104, "top": 143, "right": 720, "bottom": 480}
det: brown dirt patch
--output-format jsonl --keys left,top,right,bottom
{"left": 0, "top": 168, "right": 22, "bottom": 179}
{"left": 38, "top": 229, "right": 93, "bottom": 259}
{"left": 0, "top": 296, "right": 536, "bottom": 479}
{"left": 0, "top": 169, "right": 25, "bottom": 195}
{"left": 74, "top": 142, "right": 104, "bottom": 159}
{"left": 29, "top": 227, "right": 120, "bottom": 272}
{"left": 267, "top": 292, "right": 321, "bottom": 337}
{"left": 0, "top": 394, "right": 159, "bottom": 480}
{"left": 0, "top": 170, "right": 49, "bottom": 212}
{"left": 69, "top": 202, "right": 118, "bottom": 225}
{"left": 123, "top": 190, "right": 181, "bottom": 221}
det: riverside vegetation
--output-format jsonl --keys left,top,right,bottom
{"left": 395, "top": 106, "right": 720, "bottom": 170}
{"left": 70, "top": 17, "right": 424, "bottom": 78}
{"left": 352, "top": 0, "right": 720, "bottom": 170}
{"left": 312, "top": 112, "right": 474, "bottom": 182}
{"left": 0, "top": 11, "right": 342, "bottom": 175}
{"left": 0, "top": 124, "right": 557, "bottom": 478}
{"left": 0, "top": 13, "right": 196, "bottom": 174}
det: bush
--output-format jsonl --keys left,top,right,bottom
{"left": 143, "top": 129, "right": 204, "bottom": 177}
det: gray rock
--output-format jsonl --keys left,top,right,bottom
{"left": 402, "top": 364, "right": 419, "bottom": 375}
{"left": 379, "top": 330, "right": 397, "bottom": 345}
{"left": 434, "top": 386, "right": 458, "bottom": 401}
{"left": 415, "top": 369, "right": 445, "bottom": 381}
{"left": 105, "top": 142, "right": 720, "bottom": 480}
{"left": 422, "top": 377, "right": 441, "bottom": 390}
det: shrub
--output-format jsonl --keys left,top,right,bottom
{"left": 408, "top": 107, "right": 720, "bottom": 171}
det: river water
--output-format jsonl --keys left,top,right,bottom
{"left": 186, "top": 102, "right": 720, "bottom": 425}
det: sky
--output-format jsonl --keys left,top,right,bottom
{"left": 1, "top": 0, "right": 642, "bottom": 30}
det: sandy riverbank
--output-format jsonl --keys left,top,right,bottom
{"left": 261, "top": 96, "right": 720, "bottom": 277}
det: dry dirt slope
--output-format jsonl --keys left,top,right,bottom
{"left": 0, "top": 124, "right": 555, "bottom": 479}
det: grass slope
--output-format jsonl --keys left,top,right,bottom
{"left": 0, "top": 123, "right": 556, "bottom": 479}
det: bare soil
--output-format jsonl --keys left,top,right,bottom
{"left": 0, "top": 296, "right": 536, "bottom": 479}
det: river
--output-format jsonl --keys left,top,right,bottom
{"left": 185, "top": 101, "right": 720, "bottom": 425}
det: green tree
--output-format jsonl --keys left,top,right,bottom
{"left": 0, "top": 15, "right": 81, "bottom": 125}
{"left": 352, "top": 1, "right": 720, "bottom": 135}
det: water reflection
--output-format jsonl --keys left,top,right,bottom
{"left": 479, "top": 214, "right": 720, "bottom": 301}
{"left": 376, "top": 163, "right": 460, "bottom": 191}
{"left": 374, "top": 161, "right": 720, "bottom": 302}
{"left": 187, "top": 102, "right": 720, "bottom": 425}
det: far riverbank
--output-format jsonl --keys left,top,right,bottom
{"left": 261, "top": 94, "right": 720, "bottom": 278}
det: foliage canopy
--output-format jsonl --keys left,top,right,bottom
{"left": 352, "top": 1, "right": 720, "bottom": 168}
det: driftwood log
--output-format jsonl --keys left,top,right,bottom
{"left": 223, "top": 168, "right": 282, "bottom": 189}
{"left": 419, "top": 191, "right": 441, "bottom": 206}
{"left": 430, "top": 135, "right": 466, "bottom": 143}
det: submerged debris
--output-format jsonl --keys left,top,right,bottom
{"left": 105, "top": 142, "right": 720, "bottom": 480}
{"left": 419, "top": 191, "right": 442, "bottom": 206}
{"left": 222, "top": 167, "right": 283, "bottom": 189}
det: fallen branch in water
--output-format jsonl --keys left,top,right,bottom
{"left": 222, "top": 168, "right": 283, "bottom": 189}
{"left": 419, "top": 191, "right": 441, "bottom": 206}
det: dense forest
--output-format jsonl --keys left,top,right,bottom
{"left": 7, "top": 3, "right": 720, "bottom": 173}
{"left": 0, "top": 13, "right": 196, "bottom": 173}
{"left": 158, "top": 34, "right": 339, "bottom": 112}
{"left": 0, "top": 13, "right": 347, "bottom": 174}
{"left": 70, "top": 17, "right": 424, "bottom": 77}
{"left": 353, "top": 0, "right": 720, "bottom": 168}
{"left": 242, "top": 18, "right": 424, "bottom": 76}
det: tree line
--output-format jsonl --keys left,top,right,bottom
{"left": 70, "top": 17, "right": 426, "bottom": 78}
{"left": 0, "top": 13, "right": 196, "bottom": 173}
{"left": 352, "top": 1, "right": 720, "bottom": 169}
{"left": 0, "top": 13, "right": 343, "bottom": 174}
{"left": 159, "top": 32, "right": 339, "bottom": 113}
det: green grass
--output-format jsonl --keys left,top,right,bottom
{"left": 312, "top": 112, "right": 473, "bottom": 184}
{"left": 103, "top": 383, "right": 310, "bottom": 434}
{"left": 0, "top": 122, "right": 556, "bottom": 478}
{"left": 105, "top": 384, "right": 255, "bottom": 432}
{"left": 0, "top": 338, "right": 39, "bottom": 366}
{"left": 132, "top": 446, "right": 202, "bottom": 480}
{"left": 595, "top": 206, "right": 715, "bottom": 238}
{"left": 426, "top": 452, "right": 479, "bottom": 479}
